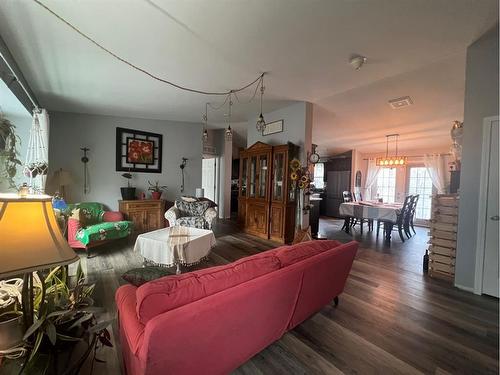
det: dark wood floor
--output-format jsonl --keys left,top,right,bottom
{"left": 78, "top": 218, "right": 498, "bottom": 375}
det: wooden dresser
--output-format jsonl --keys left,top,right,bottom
{"left": 119, "top": 200, "right": 166, "bottom": 234}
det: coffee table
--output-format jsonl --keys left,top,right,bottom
{"left": 134, "top": 226, "right": 216, "bottom": 274}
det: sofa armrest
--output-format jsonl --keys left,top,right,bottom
{"left": 204, "top": 207, "right": 217, "bottom": 229}
{"left": 165, "top": 207, "right": 180, "bottom": 227}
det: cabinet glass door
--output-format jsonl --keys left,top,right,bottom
{"left": 273, "top": 152, "right": 285, "bottom": 201}
{"left": 249, "top": 156, "right": 257, "bottom": 197}
{"left": 240, "top": 158, "right": 248, "bottom": 197}
{"left": 258, "top": 154, "right": 268, "bottom": 198}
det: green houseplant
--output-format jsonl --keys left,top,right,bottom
{"left": 147, "top": 180, "right": 167, "bottom": 200}
{"left": 120, "top": 172, "right": 136, "bottom": 200}
{"left": 0, "top": 263, "right": 112, "bottom": 375}
{"left": 0, "top": 114, "right": 22, "bottom": 190}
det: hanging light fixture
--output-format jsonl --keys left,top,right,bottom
{"left": 256, "top": 76, "right": 266, "bottom": 133}
{"left": 202, "top": 103, "right": 209, "bottom": 143}
{"left": 225, "top": 94, "right": 233, "bottom": 141}
{"left": 376, "top": 134, "right": 407, "bottom": 167}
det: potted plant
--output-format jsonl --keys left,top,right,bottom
{"left": 120, "top": 172, "right": 136, "bottom": 200}
{"left": 0, "top": 263, "right": 112, "bottom": 374}
{"left": 148, "top": 180, "right": 167, "bottom": 200}
{"left": 0, "top": 113, "right": 22, "bottom": 191}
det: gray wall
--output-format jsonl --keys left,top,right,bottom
{"left": 455, "top": 25, "right": 499, "bottom": 290}
{"left": 48, "top": 111, "right": 203, "bottom": 210}
{"left": 247, "top": 101, "right": 312, "bottom": 162}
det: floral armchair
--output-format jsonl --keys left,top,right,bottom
{"left": 165, "top": 198, "right": 217, "bottom": 230}
{"left": 66, "top": 202, "right": 133, "bottom": 257}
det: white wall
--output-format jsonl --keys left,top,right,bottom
{"left": 247, "top": 101, "right": 312, "bottom": 163}
{"left": 455, "top": 25, "right": 499, "bottom": 291}
{"left": 48, "top": 111, "right": 203, "bottom": 210}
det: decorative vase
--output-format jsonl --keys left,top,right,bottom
{"left": 120, "top": 187, "right": 136, "bottom": 200}
{"left": 151, "top": 191, "right": 162, "bottom": 200}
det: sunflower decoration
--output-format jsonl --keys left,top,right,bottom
{"left": 290, "top": 158, "right": 301, "bottom": 171}
{"left": 289, "top": 159, "right": 311, "bottom": 191}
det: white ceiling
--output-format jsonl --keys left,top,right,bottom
{"left": 0, "top": 0, "right": 497, "bottom": 154}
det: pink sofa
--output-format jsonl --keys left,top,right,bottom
{"left": 115, "top": 240, "right": 358, "bottom": 375}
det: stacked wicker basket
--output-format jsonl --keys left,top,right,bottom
{"left": 427, "top": 194, "right": 459, "bottom": 281}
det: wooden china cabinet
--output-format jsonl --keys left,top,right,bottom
{"left": 238, "top": 141, "right": 298, "bottom": 243}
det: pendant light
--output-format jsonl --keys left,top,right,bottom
{"left": 255, "top": 76, "right": 266, "bottom": 134}
{"left": 376, "top": 134, "right": 407, "bottom": 167}
{"left": 202, "top": 103, "right": 209, "bottom": 143}
{"left": 225, "top": 94, "right": 233, "bottom": 141}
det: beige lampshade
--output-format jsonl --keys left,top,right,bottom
{"left": 0, "top": 194, "right": 79, "bottom": 278}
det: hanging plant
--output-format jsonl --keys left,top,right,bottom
{"left": 0, "top": 114, "right": 22, "bottom": 189}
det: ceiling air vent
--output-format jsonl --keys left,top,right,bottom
{"left": 388, "top": 96, "right": 413, "bottom": 109}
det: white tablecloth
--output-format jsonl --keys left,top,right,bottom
{"left": 339, "top": 201, "right": 402, "bottom": 223}
{"left": 134, "top": 226, "right": 216, "bottom": 267}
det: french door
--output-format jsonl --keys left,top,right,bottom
{"left": 407, "top": 166, "right": 434, "bottom": 224}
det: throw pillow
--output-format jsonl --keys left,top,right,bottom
{"left": 122, "top": 267, "right": 172, "bottom": 287}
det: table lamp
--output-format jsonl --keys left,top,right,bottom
{"left": 0, "top": 194, "right": 79, "bottom": 333}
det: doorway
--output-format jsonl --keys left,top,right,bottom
{"left": 407, "top": 166, "right": 434, "bottom": 224}
{"left": 202, "top": 157, "right": 218, "bottom": 205}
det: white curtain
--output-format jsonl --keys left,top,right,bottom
{"left": 424, "top": 154, "right": 446, "bottom": 194}
{"left": 364, "top": 158, "right": 380, "bottom": 199}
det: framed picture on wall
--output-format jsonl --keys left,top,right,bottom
{"left": 262, "top": 119, "right": 284, "bottom": 136}
{"left": 116, "top": 127, "right": 162, "bottom": 173}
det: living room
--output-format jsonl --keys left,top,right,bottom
{"left": 0, "top": 1, "right": 498, "bottom": 374}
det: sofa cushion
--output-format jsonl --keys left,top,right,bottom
{"left": 103, "top": 210, "right": 124, "bottom": 222}
{"left": 176, "top": 216, "right": 206, "bottom": 229}
{"left": 75, "top": 220, "right": 133, "bottom": 246}
{"left": 175, "top": 199, "right": 210, "bottom": 217}
{"left": 275, "top": 240, "right": 342, "bottom": 267}
{"left": 136, "top": 252, "right": 281, "bottom": 324}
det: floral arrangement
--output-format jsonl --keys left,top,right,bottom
{"left": 289, "top": 158, "right": 311, "bottom": 191}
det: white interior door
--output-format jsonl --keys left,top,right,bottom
{"left": 202, "top": 158, "right": 218, "bottom": 205}
{"left": 482, "top": 119, "right": 499, "bottom": 297}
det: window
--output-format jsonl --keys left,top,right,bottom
{"left": 376, "top": 168, "right": 396, "bottom": 203}
{"left": 408, "top": 167, "right": 433, "bottom": 220}
{"left": 313, "top": 163, "right": 325, "bottom": 189}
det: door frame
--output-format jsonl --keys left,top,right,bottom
{"left": 473, "top": 116, "right": 499, "bottom": 295}
{"left": 405, "top": 163, "right": 436, "bottom": 226}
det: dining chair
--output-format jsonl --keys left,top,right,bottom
{"left": 354, "top": 191, "right": 363, "bottom": 202}
{"left": 341, "top": 191, "right": 354, "bottom": 231}
{"left": 409, "top": 194, "right": 419, "bottom": 235}
{"left": 377, "top": 195, "right": 412, "bottom": 242}
{"left": 346, "top": 191, "right": 373, "bottom": 233}
{"left": 342, "top": 191, "right": 354, "bottom": 202}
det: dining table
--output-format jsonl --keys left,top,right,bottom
{"left": 339, "top": 200, "right": 403, "bottom": 241}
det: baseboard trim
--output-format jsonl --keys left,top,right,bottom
{"left": 454, "top": 283, "right": 477, "bottom": 294}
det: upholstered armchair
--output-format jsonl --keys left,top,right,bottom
{"left": 165, "top": 198, "right": 217, "bottom": 230}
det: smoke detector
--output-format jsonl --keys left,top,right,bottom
{"left": 349, "top": 55, "right": 367, "bottom": 70}
{"left": 388, "top": 96, "right": 413, "bottom": 109}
